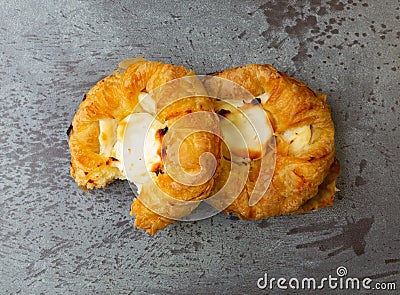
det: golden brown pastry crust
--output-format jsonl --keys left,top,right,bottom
{"left": 68, "top": 60, "right": 339, "bottom": 234}
{"left": 68, "top": 60, "right": 191, "bottom": 189}
{"left": 210, "top": 64, "right": 339, "bottom": 219}
{"left": 131, "top": 78, "right": 222, "bottom": 234}
{"left": 68, "top": 59, "right": 221, "bottom": 234}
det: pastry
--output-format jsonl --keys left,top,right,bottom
{"left": 68, "top": 57, "right": 221, "bottom": 234}
{"left": 208, "top": 64, "right": 339, "bottom": 219}
{"left": 68, "top": 58, "right": 339, "bottom": 234}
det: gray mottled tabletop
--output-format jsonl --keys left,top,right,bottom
{"left": 0, "top": 0, "right": 399, "bottom": 294}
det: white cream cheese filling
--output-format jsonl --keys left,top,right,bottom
{"left": 99, "top": 92, "right": 162, "bottom": 193}
{"left": 99, "top": 92, "right": 273, "bottom": 190}
{"left": 215, "top": 94, "right": 273, "bottom": 163}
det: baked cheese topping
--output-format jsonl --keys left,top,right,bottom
{"left": 257, "top": 92, "right": 270, "bottom": 104}
{"left": 215, "top": 95, "right": 273, "bottom": 163}
{"left": 99, "top": 92, "right": 273, "bottom": 189}
{"left": 99, "top": 92, "right": 163, "bottom": 192}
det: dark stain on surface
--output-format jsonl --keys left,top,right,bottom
{"left": 355, "top": 176, "right": 366, "bottom": 186}
{"left": 288, "top": 217, "right": 374, "bottom": 257}
{"left": 193, "top": 241, "right": 202, "bottom": 251}
{"left": 255, "top": 1, "right": 324, "bottom": 63}
{"left": 287, "top": 220, "right": 338, "bottom": 234}
{"left": 114, "top": 220, "right": 130, "bottom": 228}
{"left": 258, "top": 219, "right": 269, "bottom": 228}
{"left": 251, "top": 0, "right": 358, "bottom": 65}
{"left": 285, "top": 15, "right": 317, "bottom": 36}
{"left": 359, "top": 159, "right": 367, "bottom": 173}
{"left": 39, "top": 241, "right": 73, "bottom": 260}
{"left": 170, "top": 14, "right": 182, "bottom": 21}
{"left": 385, "top": 258, "right": 400, "bottom": 264}
{"left": 327, "top": 0, "right": 345, "bottom": 11}
{"left": 171, "top": 247, "right": 190, "bottom": 255}
{"left": 229, "top": 215, "right": 239, "bottom": 221}
{"left": 238, "top": 30, "right": 246, "bottom": 39}
{"left": 362, "top": 270, "right": 400, "bottom": 280}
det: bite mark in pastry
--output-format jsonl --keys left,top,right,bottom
{"left": 68, "top": 58, "right": 221, "bottom": 234}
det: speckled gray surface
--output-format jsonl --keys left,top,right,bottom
{"left": 0, "top": 0, "right": 399, "bottom": 294}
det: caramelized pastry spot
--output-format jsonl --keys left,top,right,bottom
{"left": 154, "top": 129, "right": 166, "bottom": 158}
{"left": 161, "top": 147, "right": 167, "bottom": 158}
{"left": 257, "top": 92, "right": 270, "bottom": 104}
{"left": 82, "top": 94, "right": 87, "bottom": 101}
{"left": 218, "top": 109, "right": 231, "bottom": 117}
{"left": 67, "top": 124, "right": 73, "bottom": 136}
{"left": 155, "top": 127, "right": 168, "bottom": 159}
{"left": 151, "top": 163, "right": 164, "bottom": 176}
{"left": 248, "top": 150, "right": 262, "bottom": 160}
{"left": 158, "top": 126, "right": 168, "bottom": 136}
{"left": 155, "top": 169, "right": 164, "bottom": 176}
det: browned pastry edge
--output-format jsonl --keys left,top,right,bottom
{"left": 68, "top": 60, "right": 192, "bottom": 189}
{"left": 68, "top": 59, "right": 222, "bottom": 235}
{"left": 210, "top": 64, "right": 339, "bottom": 219}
